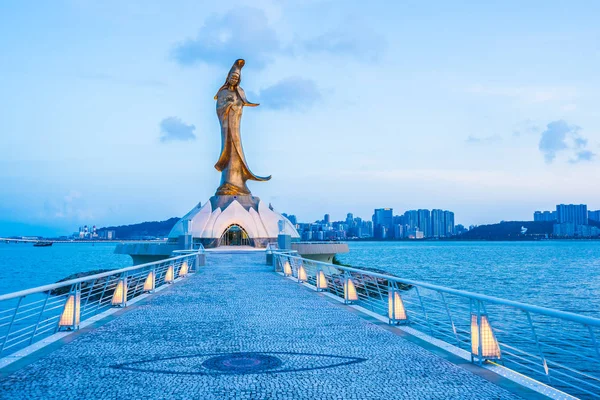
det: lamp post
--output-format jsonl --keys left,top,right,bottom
{"left": 470, "top": 300, "right": 501, "bottom": 364}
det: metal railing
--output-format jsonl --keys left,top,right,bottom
{"left": 273, "top": 252, "right": 600, "bottom": 399}
{"left": 0, "top": 250, "right": 203, "bottom": 359}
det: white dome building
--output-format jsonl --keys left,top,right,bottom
{"left": 168, "top": 195, "right": 299, "bottom": 248}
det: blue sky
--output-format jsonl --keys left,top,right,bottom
{"left": 1, "top": 0, "right": 599, "bottom": 236}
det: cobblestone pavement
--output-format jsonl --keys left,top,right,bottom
{"left": 0, "top": 253, "right": 521, "bottom": 399}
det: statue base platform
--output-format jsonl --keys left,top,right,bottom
{"left": 168, "top": 195, "right": 300, "bottom": 249}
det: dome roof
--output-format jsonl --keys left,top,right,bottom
{"left": 168, "top": 197, "right": 299, "bottom": 240}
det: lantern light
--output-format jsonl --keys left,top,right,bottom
{"left": 179, "top": 261, "right": 189, "bottom": 277}
{"left": 165, "top": 265, "right": 174, "bottom": 283}
{"left": 298, "top": 265, "right": 307, "bottom": 283}
{"left": 143, "top": 271, "right": 155, "bottom": 292}
{"left": 316, "top": 270, "right": 328, "bottom": 291}
{"left": 471, "top": 313, "right": 501, "bottom": 363}
{"left": 58, "top": 292, "right": 80, "bottom": 330}
{"left": 112, "top": 278, "right": 127, "bottom": 307}
{"left": 283, "top": 260, "right": 292, "bottom": 276}
{"left": 388, "top": 290, "right": 407, "bottom": 324}
{"left": 344, "top": 277, "right": 358, "bottom": 304}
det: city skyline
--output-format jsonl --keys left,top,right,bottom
{"left": 1, "top": 1, "right": 600, "bottom": 236}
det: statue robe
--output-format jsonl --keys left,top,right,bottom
{"left": 214, "top": 85, "right": 270, "bottom": 195}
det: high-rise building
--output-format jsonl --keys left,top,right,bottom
{"left": 443, "top": 211, "right": 455, "bottom": 236}
{"left": 365, "top": 220, "right": 374, "bottom": 237}
{"left": 372, "top": 208, "right": 393, "bottom": 239}
{"left": 589, "top": 210, "right": 600, "bottom": 222}
{"left": 323, "top": 214, "right": 331, "bottom": 225}
{"left": 394, "top": 224, "right": 404, "bottom": 239}
{"left": 534, "top": 210, "right": 557, "bottom": 222}
{"left": 431, "top": 209, "right": 445, "bottom": 238}
{"left": 403, "top": 210, "right": 418, "bottom": 234}
{"left": 556, "top": 204, "right": 588, "bottom": 225}
{"left": 417, "top": 209, "right": 431, "bottom": 238}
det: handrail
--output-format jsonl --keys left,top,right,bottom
{"left": 0, "top": 250, "right": 202, "bottom": 360}
{"left": 0, "top": 252, "right": 193, "bottom": 302}
{"left": 277, "top": 252, "right": 600, "bottom": 327}
{"left": 273, "top": 251, "right": 600, "bottom": 399}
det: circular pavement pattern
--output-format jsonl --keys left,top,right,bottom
{"left": 202, "top": 353, "right": 283, "bottom": 373}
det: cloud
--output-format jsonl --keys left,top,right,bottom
{"left": 171, "top": 8, "right": 386, "bottom": 69}
{"left": 465, "top": 135, "right": 501, "bottom": 144}
{"left": 512, "top": 119, "right": 541, "bottom": 137}
{"left": 159, "top": 117, "right": 196, "bottom": 142}
{"left": 42, "top": 190, "right": 94, "bottom": 221}
{"left": 538, "top": 120, "right": 593, "bottom": 163}
{"left": 570, "top": 150, "right": 596, "bottom": 164}
{"left": 254, "top": 77, "right": 320, "bottom": 111}
{"left": 171, "top": 7, "right": 282, "bottom": 69}
{"left": 301, "top": 29, "right": 386, "bottom": 62}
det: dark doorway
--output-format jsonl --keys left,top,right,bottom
{"left": 220, "top": 224, "right": 251, "bottom": 246}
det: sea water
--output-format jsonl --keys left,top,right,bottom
{"left": 0, "top": 243, "right": 131, "bottom": 295}
{"left": 338, "top": 240, "right": 600, "bottom": 318}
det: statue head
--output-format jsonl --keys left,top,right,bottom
{"left": 227, "top": 72, "right": 240, "bottom": 86}
{"left": 226, "top": 59, "right": 244, "bottom": 87}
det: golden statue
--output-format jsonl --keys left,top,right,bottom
{"left": 214, "top": 59, "right": 271, "bottom": 196}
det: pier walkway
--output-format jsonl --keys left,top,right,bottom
{"left": 0, "top": 253, "right": 522, "bottom": 399}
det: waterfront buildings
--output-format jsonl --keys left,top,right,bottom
{"left": 294, "top": 208, "right": 458, "bottom": 241}
{"left": 533, "top": 210, "right": 557, "bottom": 222}
{"left": 535, "top": 204, "right": 600, "bottom": 238}
{"left": 556, "top": 204, "right": 588, "bottom": 225}
{"left": 372, "top": 208, "right": 393, "bottom": 239}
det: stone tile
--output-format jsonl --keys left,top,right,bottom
{"left": 0, "top": 253, "right": 520, "bottom": 399}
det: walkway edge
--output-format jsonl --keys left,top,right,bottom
{"left": 0, "top": 274, "right": 190, "bottom": 375}
{"left": 279, "top": 273, "right": 576, "bottom": 400}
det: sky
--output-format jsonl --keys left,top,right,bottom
{"left": 1, "top": 0, "right": 599, "bottom": 236}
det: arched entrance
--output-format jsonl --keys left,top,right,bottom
{"left": 220, "top": 224, "right": 251, "bottom": 246}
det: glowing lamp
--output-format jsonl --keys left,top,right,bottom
{"left": 283, "top": 260, "right": 292, "bottom": 276}
{"left": 143, "top": 271, "right": 155, "bottom": 292}
{"left": 388, "top": 290, "right": 407, "bottom": 324}
{"left": 344, "top": 277, "right": 358, "bottom": 304}
{"left": 471, "top": 313, "right": 501, "bottom": 362}
{"left": 112, "top": 279, "right": 127, "bottom": 306}
{"left": 179, "top": 261, "right": 189, "bottom": 277}
{"left": 59, "top": 292, "right": 80, "bottom": 330}
{"left": 298, "top": 265, "right": 307, "bottom": 283}
{"left": 316, "top": 271, "right": 328, "bottom": 291}
{"left": 165, "top": 265, "right": 174, "bottom": 283}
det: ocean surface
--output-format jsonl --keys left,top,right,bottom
{"left": 338, "top": 241, "right": 600, "bottom": 318}
{"left": 1, "top": 240, "right": 598, "bottom": 316}
{"left": 0, "top": 243, "right": 131, "bottom": 295}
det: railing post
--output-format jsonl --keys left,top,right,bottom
{"left": 1, "top": 296, "right": 23, "bottom": 353}
{"left": 440, "top": 292, "right": 461, "bottom": 347}
{"left": 525, "top": 311, "right": 551, "bottom": 383}
{"left": 415, "top": 287, "right": 434, "bottom": 337}
{"left": 30, "top": 291, "right": 51, "bottom": 344}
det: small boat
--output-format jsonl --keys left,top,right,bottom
{"left": 33, "top": 241, "right": 53, "bottom": 247}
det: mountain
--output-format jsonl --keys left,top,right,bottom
{"left": 457, "top": 221, "right": 554, "bottom": 240}
{"left": 97, "top": 217, "right": 180, "bottom": 240}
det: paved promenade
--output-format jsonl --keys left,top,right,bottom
{"left": 0, "top": 253, "right": 521, "bottom": 399}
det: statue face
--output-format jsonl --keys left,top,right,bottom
{"left": 228, "top": 73, "right": 240, "bottom": 86}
